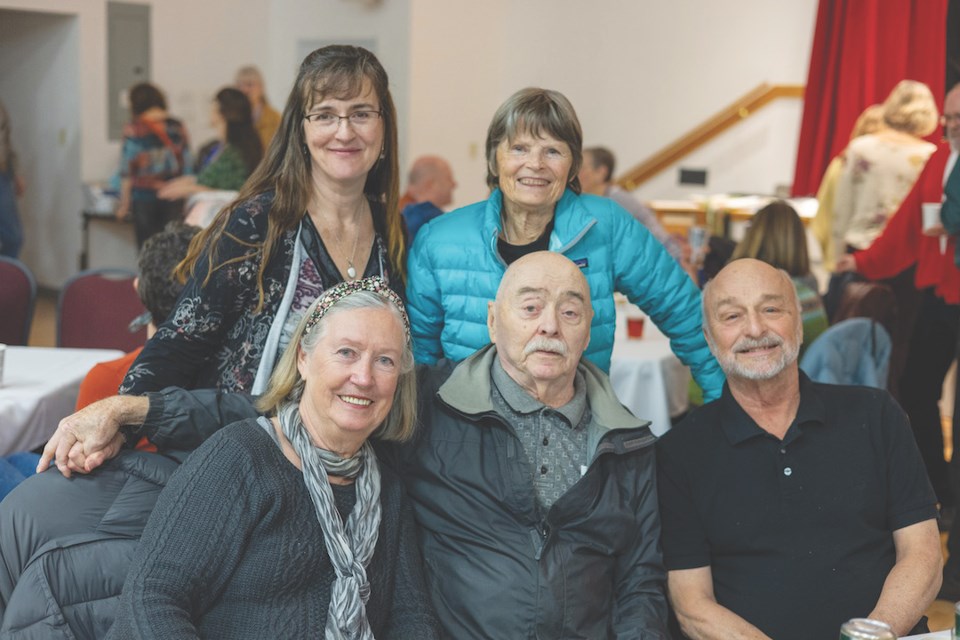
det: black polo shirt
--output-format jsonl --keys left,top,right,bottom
{"left": 657, "top": 372, "right": 937, "bottom": 640}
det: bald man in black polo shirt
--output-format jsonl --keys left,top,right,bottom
{"left": 657, "top": 258, "right": 941, "bottom": 639}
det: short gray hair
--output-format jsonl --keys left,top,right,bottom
{"left": 485, "top": 87, "right": 583, "bottom": 193}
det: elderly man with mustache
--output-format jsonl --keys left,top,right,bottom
{"left": 19, "top": 251, "right": 668, "bottom": 639}
{"left": 388, "top": 250, "right": 668, "bottom": 638}
{"left": 657, "top": 258, "right": 941, "bottom": 640}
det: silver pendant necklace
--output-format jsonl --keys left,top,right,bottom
{"left": 329, "top": 200, "right": 365, "bottom": 280}
{"left": 337, "top": 228, "right": 360, "bottom": 279}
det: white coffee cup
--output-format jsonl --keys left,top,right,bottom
{"left": 922, "top": 202, "right": 943, "bottom": 234}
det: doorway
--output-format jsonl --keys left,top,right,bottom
{"left": 0, "top": 8, "right": 82, "bottom": 287}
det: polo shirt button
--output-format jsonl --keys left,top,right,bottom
{"left": 783, "top": 467, "right": 793, "bottom": 476}
{"left": 540, "top": 465, "right": 548, "bottom": 475}
{"left": 780, "top": 448, "right": 786, "bottom": 454}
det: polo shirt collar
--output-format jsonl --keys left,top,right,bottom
{"left": 490, "top": 356, "right": 588, "bottom": 428}
{"left": 718, "top": 371, "right": 826, "bottom": 445}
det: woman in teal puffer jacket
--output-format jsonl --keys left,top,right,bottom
{"left": 406, "top": 87, "right": 724, "bottom": 400}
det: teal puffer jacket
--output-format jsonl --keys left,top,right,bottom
{"left": 406, "top": 188, "right": 724, "bottom": 401}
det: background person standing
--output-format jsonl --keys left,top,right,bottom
{"left": 0, "top": 100, "right": 26, "bottom": 258}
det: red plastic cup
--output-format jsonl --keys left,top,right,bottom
{"left": 626, "top": 316, "right": 645, "bottom": 339}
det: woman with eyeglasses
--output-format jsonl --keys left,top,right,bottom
{"left": 120, "top": 45, "right": 406, "bottom": 396}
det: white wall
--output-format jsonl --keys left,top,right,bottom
{"left": 407, "top": 0, "right": 818, "bottom": 206}
{"left": 0, "top": 0, "right": 817, "bottom": 285}
{"left": 637, "top": 100, "right": 805, "bottom": 200}
{"left": 263, "top": 0, "right": 411, "bottom": 170}
{"left": 0, "top": 0, "right": 275, "bottom": 285}
{"left": 408, "top": 0, "right": 508, "bottom": 207}
{"left": 0, "top": 0, "right": 413, "bottom": 286}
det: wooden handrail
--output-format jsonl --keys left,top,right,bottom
{"left": 617, "top": 83, "right": 804, "bottom": 190}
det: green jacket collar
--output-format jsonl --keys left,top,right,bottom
{"left": 437, "top": 344, "right": 653, "bottom": 455}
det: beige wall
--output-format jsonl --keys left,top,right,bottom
{"left": 407, "top": 0, "right": 818, "bottom": 206}
{"left": 0, "top": 0, "right": 818, "bottom": 284}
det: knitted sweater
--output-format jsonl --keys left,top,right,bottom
{"left": 106, "top": 419, "right": 439, "bottom": 639}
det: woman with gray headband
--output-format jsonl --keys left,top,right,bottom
{"left": 107, "top": 277, "right": 438, "bottom": 639}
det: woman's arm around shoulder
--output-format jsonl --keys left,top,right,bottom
{"left": 406, "top": 223, "right": 445, "bottom": 365}
{"left": 120, "top": 194, "right": 275, "bottom": 394}
{"left": 605, "top": 200, "right": 724, "bottom": 401}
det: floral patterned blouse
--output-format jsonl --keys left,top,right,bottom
{"left": 120, "top": 192, "right": 397, "bottom": 394}
{"left": 831, "top": 132, "right": 935, "bottom": 260}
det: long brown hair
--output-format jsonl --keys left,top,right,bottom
{"left": 731, "top": 200, "right": 810, "bottom": 277}
{"left": 176, "top": 45, "right": 404, "bottom": 309}
{"left": 215, "top": 87, "right": 263, "bottom": 174}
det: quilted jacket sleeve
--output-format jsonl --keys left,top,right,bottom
{"left": 406, "top": 223, "right": 446, "bottom": 365}
{"left": 607, "top": 201, "right": 725, "bottom": 401}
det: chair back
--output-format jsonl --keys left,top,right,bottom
{"left": 0, "top": 257, "right": 36, "bottom": 345}
{"left": 57, "top": 269, "right": 146, "bottom": 351}
{"left": 831, "top": 281, "right": 898, "bottom": 341}
{"left": 799, "top": 318, "right": 892, "bottom": 389}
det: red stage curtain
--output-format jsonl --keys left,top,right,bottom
{"left": 792, "top": 0, "right": 947, "bottom": 196}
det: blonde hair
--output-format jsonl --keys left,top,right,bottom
{"left": 731, "top": 200, "right": 809, "bottom": 277}
{"left": 882, "top": 80, "right": 938, "bottom": 137}
{"left": 850, "top": 104, "right": 885, "bottom": 139}
{"left": 256, "top": 290, "right": 417, "bottom": 442}
{"left": 235, "top": 66, "right": 266, "bottom": 103}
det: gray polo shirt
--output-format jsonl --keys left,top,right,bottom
{"left": 490, "top": 358, "right": 591, "bottom": 511}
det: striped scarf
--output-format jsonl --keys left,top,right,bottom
{"left": 278, "top": 402, "right": 382, "bottom": 639}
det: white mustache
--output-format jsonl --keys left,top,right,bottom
{"left": 733, "top": 336, "right": 782, "bottom": 353}
{"left": 523, "top": 337, "right": 568, "bottom": 356}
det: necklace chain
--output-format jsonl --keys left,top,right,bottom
{"left": 323, "top": 199, "right": 366, "bottom": 281}
{"left": 334, "top": 225, "right": 361, "bottom": 280}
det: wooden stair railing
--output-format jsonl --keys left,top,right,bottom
{"left": 617, "top": 83, "right": 804, "bottom": 191}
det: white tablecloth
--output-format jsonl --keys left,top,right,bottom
{"left": 609, "top": 304, "right": 691, "bottom": 436}
{"left": 0, "top": 346, "right": 123, "bottom": 455}
{"left": 904, "top": 630, "right": 949, "bottom": 639}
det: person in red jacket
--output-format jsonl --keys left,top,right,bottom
{"left": 837, "top": 83, "right": 960, "bottom": 527}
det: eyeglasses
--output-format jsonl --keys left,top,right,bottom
{"left": 303, "top": 110, "right": 381, "bottom": 129}
{"left": 942, "top": 113, "right": 960, "bottom": 124}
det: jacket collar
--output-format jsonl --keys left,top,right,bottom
{"left": 481, "top": 188, "right": 599, "bottom": 259}
{"left": 437, "top": 344, "right": 653, "bottom": 455}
